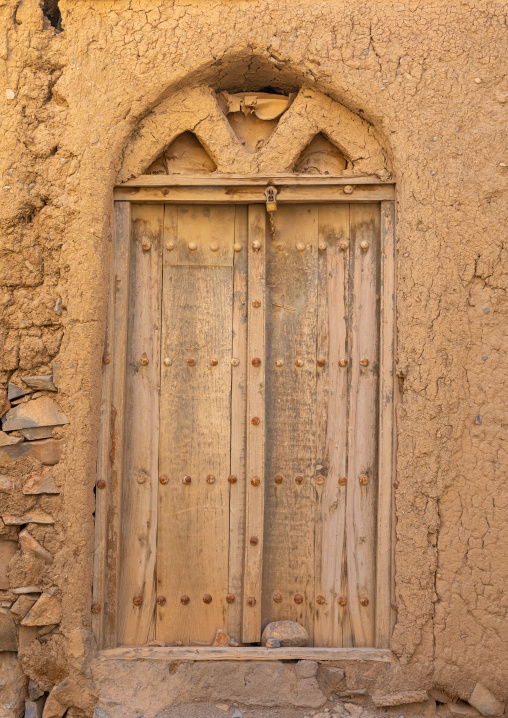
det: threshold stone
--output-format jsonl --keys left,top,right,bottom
{"left": 261, "top": 620, "right": 309, "bottom": 647}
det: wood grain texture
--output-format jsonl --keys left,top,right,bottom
{"left": 101, "top": 646, "right": 391, "bottom": 662}
{"left": 314, "top": 205, "right": 351, "bottom": 647}
{"left": 121, "top": 174, "right": 392, "bottom": 187}
{"left": 242, "top": 204, "right": 266, "bottom": 643}
{"left": 157, "top": 205, "right": 235, "bottom": 645}
{"left": 346, "top": 204, "right": 380, "bottom": 647}
{"left": 261, "top": 204, "right": 318, "bottom": 644}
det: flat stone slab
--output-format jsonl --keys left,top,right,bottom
{"left": 2, "top": 509, "right": 54, "bottom": 524}
{"left": 0, "top": 438, "right": 64, "bottom": 466}
{"left": 2, "top": 396, "right": 68, "bottom": 431}
{"left": 7, "top": 383, "right": 32, "bottom": 401}
{"left": 21, "top": 375, "right": 57, "bottom": 392}
{"left": 0, "top": 608, "right": 17, "bottom": 651}
{"left": 20, "top": 426, "right": 55, "bottom": 440}
{"left": 23, "top": 467, "right": 59, "bottom": 495}
{"left": 0, "top": 430, "right": 23, "bottom": 446}
{"left": 469, "top": 683, "right": 505, "bottom": 716}
{"left": 372, "top": 691, "right": 429, "bottom": 707}
{"left": 261, "top": 620, "right": 309, "bottom": 647}
{"left": 21, "top": 593, "right": 62, "bottom": 626}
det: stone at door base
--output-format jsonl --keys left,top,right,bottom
{"left": 468, "top": 683, "right": 505, "bottom": 716}
{"left": 448, "top": 702, "right": 481, "bottom": 717}
{"left": 231, "top": 711, "right": 243, "bottom": 718}
{"left": 213, "top": 628, "right": 230, "bottom": 646}
{"left": 296, "top": 660, "right": 318, "bottom": 679}
{"left": 320, "top": 666, "right": 346, "bottom": 691}
{"left": 0, "top": 653, "right": 27, "bottom": 718}
{"left": 266, "top": 638, "right": 280, "bottom": 648}
{"left": 372, "top": 691, "right": 429, "bottom": 707}
{"left": 261, "top": 620, "right": 309, "bottom": 647}
{"left": 25, "top": 697, "right": 45, "bottom": 718}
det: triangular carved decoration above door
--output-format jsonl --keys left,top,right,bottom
{"left": 292, "top": 133, "right": 348, "bottom": 174}
{"left": 146, "top": 132, "right": 217, "bottom": 175}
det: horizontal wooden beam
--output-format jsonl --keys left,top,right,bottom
{"left": 120, "top": 174, "right": 392, "bottom": 187}
{"left": 113, "top": 184, "right": 394, "bottom": 204}
{"left": 101, "top": 646, "right": 392, "bottom": 662}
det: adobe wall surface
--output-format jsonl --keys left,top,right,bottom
{"left": 0, "top": 0, "right": 507, "bottom": 716}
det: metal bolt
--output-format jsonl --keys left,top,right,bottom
{"left": 163, "top": 357, "right": 172, "bottom": 367}
{"left": 339, "top": 240, "right": 349, "bottom": 252}
{"left": 276, "top": 244, "right": 284, "bottom": 252}
{"left": 316, "top": 595, "right": 326, "bottom": 605}
{"left": 247, "top": 596, "right": 256, "bottom": 606}
{"left": 294, "top": 594, "right": 303, "bottom": 604}
{"left": 228, "top": 475, "right": 237, "bottom": 484}
{"left": 338, "top": 358, "right": 348, "bottom": 368}
{"left": 252, "top": 299, "right": 261, "bottom": 308}
{"left": 316, "top": 475, "right": 325, "bottom": 485}
{"left": 206, "top": 474, "right": 215, "bottom": 484}
{"left": 343, "top": 185, "right": 354, "bottom": 195}
{"left": 96, "top": 479, "right": 106, "bottom": 489}
{"left": 295, "top": 359, "right": 304, "bottom": 367}
{"left": 91, "top": 603, "right": 101, "bottom": 614}
{"left": 318, "top": 242, "right": 327, "bottom": 252}
{"left": 165, "top": 241, "right": 175, "bottom": 252}
{"left": 231, "top": 358, "right": 240, "bottom": 366}
{"left": 181, "top": 595, "right": 190, "bottom": 605}
{"left": 360, "top": 596, "right": 369, "bottom": 606}
{"left": 360, "top": 240, "right": 369, "bottom": 252}
{"left": 226, "top": 593, "right": 235, "bottom": 603}
{"left": 273, "top": 593, "right": 282, "bottom": 603}
{"left": 133, "top": 596, "right": 143, "bottom": 606}
{"left": 233, "top": 243, "right": 242, "bottom": 252}
{"left": 252, "top": 357, "right": 261, "bottom": 367}
{"left": 250, "top": 536, "right": 259, "bottom": 545}
{"left": 103, "top": 354, "right": 111, "bottom": 364}
{"left": 159, "top": 475, "right": 168, "bottom": 485}
{"left": 251, "top": 476, "right": 260, "bottom": 486}
{"left": 295, "top": 475, "right": 304, "bottom": 485}
{"left": 182, "top": 475, "right": 192, "bottom": 485}
{"left": 338, "top": 476, "right": 347, "bottom": 486}
{"left": 136, "top": 475, "right": 146, "bottom": 484}
{"left": 317, "top": 358, "right": 326, "bottom": 367}
{"left": 188, "top": 241, "right": 198, "bottom": 252}
{"left": 251, "top": 416, "right": 260, "bottom": 425}
{"left": 140, "top": 354, "right": 149, "bottom": 366}
{"left": 203, "top": 594, "right": 212, "bottom": 604}
{"left": 296, "top": 243, "right": 305, "bottom": 252}
{"left": 338, "top": 596, "right": 347, "bottom": 606}
{"left": 360, "top": 358, "right": 369, "bottom": 367}
{"left": 275, "top": 359, "right": 284, "bottom": 367}
{"left": 142, "top": 241, "right": 151, "bottom": 251}
{"left": 187, "top": 357, "right": 196, "bottom": 366}
{"left": 210, "top": 242, "right": 219, "bottom": 252}
{"left": 209, "top": 358, "right": 218, "bottom": 366}
{"left": 274, "top": 474, "right": 283, "bottom": 485}
{"left": 359, "top": 475, "right": 368, "bottom": 485}
{"left": 161, "top": 188, "right": 169, "bottom": 196}
{"left": 157, "top": 596, "right": 166, "bottom": 606}
{"left": 252, "top": 240, "right": 261, "bottom": 251}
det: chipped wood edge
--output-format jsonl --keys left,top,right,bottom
{"left": 119, "top": 174, "right": 393, "bottom": 187}
{"left": 100, "top": 646, "right": 392, "bottom": 662}
{"left": 375, "top": 200, "right": 396, "bottom": 648}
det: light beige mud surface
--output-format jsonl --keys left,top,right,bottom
{"left": 0, "top": 0, "right": 507, "bottom": 715}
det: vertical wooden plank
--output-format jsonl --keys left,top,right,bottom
{"left": 97, "top": 201, "right": 130, "bottom": 648}
{"left": 314, "top": 205, "right": 351, "bottom": 647}
{"left": 242, "top": 204, "right": 266, "bottom": 643}
{"left": 157, "top": 205, "right": 234, "bottom": 645}
{"left": 117, "top": 204, "right": 162, "bottom": 645}
{"left": 376, "top": 200, "right": 395, "bottom": 648}
{"left": 346, "top": 204, "right": 380, "bottom": 647}
{"left": 228, "top": 206, "right": 248, "bottom": 642}
{"left": 261, "top": 204, "right": 318, "bottom": 645}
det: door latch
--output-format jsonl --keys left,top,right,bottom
{"left": 265, "top": 186, "right": 278, "bottom": 212}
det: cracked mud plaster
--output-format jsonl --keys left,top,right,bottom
{"left": 0, "top": 0, "right": 507, "bottom": 712}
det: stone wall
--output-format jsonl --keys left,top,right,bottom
{"left": 0, "top": 0, "right": 507, "bottom": 716}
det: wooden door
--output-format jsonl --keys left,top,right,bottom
{"left": 117, "top": 201, "right": 385, "bottom": 648}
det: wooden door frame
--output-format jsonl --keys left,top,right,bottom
{"left": 93, "top": 174, "right": 396, "bottom": 662}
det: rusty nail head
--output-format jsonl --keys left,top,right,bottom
{"left": 318, "top": 242, "right": 327, "bottom": 252}
{"left": 133, "top": 596, "right": 143, "bottom": 606}
{"left": 317, "top": 358, "right": 326, "bottom": 367}
{"left": 274, "top": 474, "right": 283, "bottom": 485}
{"left": 338, "top": 596, "right": 347, "bottom": 606}
{"left": 339, "top": 240, "right": 349, "bottom": 251}
{"left": 91, "top": 603, "right": 101, "bottom": 614}
{"left": 359, "top": 474, "right": 368, "bottom": 485}
{"left": 276, "top": 244, "right": 284, "bottom": 252}
{"left": 251, "top": 476, "right": 260, "bottom": 486}
{"left": 103, "top": 354, "right": 110, "bottom": 364}
{"left": 161, "top": 188, "right": 169, "bottom": 196}
{"left": 181, "top": 595, "right": 190, "bottom": 605}
{"left": 231, "top": 357, "right": 240, "bottom": 366}
{"left": 96, "top": 479, "right": 106, "bottom": 489}
{"left": 233, "top": 243, "right": 242, "bottom": 252}
{"left": 360, "top": 240, "right": 369, "bottom": 252}
{"left": 360, "top": 596, "right": 369, "bottom": 606}
{"left": 294, "top": 594, "right": 303, "bottom": 604}
{"left": 391, "top": 600, "right": 398, "bottom": 610}
{"left": 165, "top": 241, "right": 175, "bottom": 251}
{"left": 228, "top": 475, "right": 237, "bottom": 484}
{"left": 140, "top": 354, "right": 149, "bottom": 366}
{"left": 338, "top": 476, "right": 347, "bottom": 486}
{"left": 159, "top": 475, "right": 168, "bottom": 485}
{"left": 338, "top": 358, "right": 348, "bottom": 368}
{"left": 316, "top": 595, "right": 326, "bottom": 605}
{"left": 203, "top": 594, "right": 212, "bottom": 604}
{"left": 209, "top": 358, "right": 218, "bottom": 366}
{"left": 275, "top": 359, "right": 284, "bottom": 367}
{"left": 210, "top": 242, "right": 219, "bottom": 252}
{"left": 187, "top": 357, "right": 196, "bottom": 366}
{"left": 316, "top": 475, "right": 325, "bottom": 485}
{"left": 252, "top": 240, "right": 261, "bottom": 251}
{"left": 182, "top": 475, "right": 192, "bottom": 485}
{"left": 247, "top": 597, "right": 256, "bottom": 606}
{"left": 250, "top": 536, "right": 259, "bottom": 545}
{"left": 273, "top": 593, "right": 282, "bottom": 603}
{"left": 188, "top": 241, "right": 198, "bottom": 251}
{"left": 251, "top": 416, "right": 260, "bottom": 425}
{"left": 295, "top": 359, "right": 304, "bottom": 367}
{"left": 226, "top": 593, "right": 235, "bottom": 603}
{"left": 206, "top": 474, "right": 215, "bottom": 484}
{"left": 252, "top": 299, "right": 261, "bottom": 308}
{"left": 163, "top": 357, "right": 172, "bottom": 367}
{"left": 393, "top": 480, "right": 399, "bottom": 489}
{"left": 296, "top": 243, "right": 305, "bottom": 252}
{"left": 295, "top": 475, "right": 304, "bottom": 485}
{"left": 142, "top": 241, "right": 151, "bottom": 251}
{"left": 360, "top": 357, "right": 369, "bottom": 367}
{"left": 343, "top": 185, "right": 354, "bottom": 195}
{"left": 157, "top": 596, "right": 167, "bottom": 606}
{"left": 136, "top": 475, "right": 146, "bottom": 484}
{"left": 252, "top": 357, "right": 261, "bottom": 366}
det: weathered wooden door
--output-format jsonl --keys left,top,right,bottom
{"left": 117, "top": 201, "right": 385, "bottom": 648}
